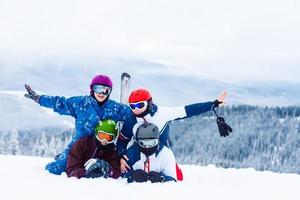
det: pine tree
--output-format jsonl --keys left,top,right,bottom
{"left": 33, "top": 132, "right": 48, "bottom": 157}
{"left": 47, "top": 136, "right": 57, "bottom": 157}
{"left": 0, "top": 132, "right": 5, "bottom": 154}
{"left": 8, "top": 128, "right": 19, "bottom": 155}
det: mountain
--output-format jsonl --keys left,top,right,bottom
{"left": 1, "top": 60, "right": 300, "bottom": 130}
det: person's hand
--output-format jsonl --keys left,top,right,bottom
{"left": 84, "top": 158, "right": 111, "bottom": 178}
{"left": 24, "top": 84, "right": 40, "bottom": 103}
{"left": 217, "top": 91, "right": 228, "bottom": 106}
{"left": 147, "top": 171, "right": 164, "bottom": 183}
{"left": 120, "top": 155, "right": 131, "bottom": 173}
{"left": 127, "top": 169, "right": 148, "bottom": 183}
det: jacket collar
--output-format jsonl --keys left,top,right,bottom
{"left": 149, "top": 103, "right": 158, "bottom": 116}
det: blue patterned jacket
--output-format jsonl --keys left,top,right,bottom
{"left": 39, "top": 95, "right": 134, "bottom": 174}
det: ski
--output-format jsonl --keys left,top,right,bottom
{"left": 120, "top": 72, "right": 131, "bottom": 104}
{"left": 116, "top": 72, "right": 131, "bottom": 142}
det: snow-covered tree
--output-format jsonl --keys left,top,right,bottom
{"left": 170, "top": 105, "right": 300, "bottom": 174}
{"left": 7, "top": 128, "right": 19, "bottom": 155}
{"left": 0, "top": 132, "right": 5, "bottom": 154}
{"left": 47, "top": 136, "right": 57, "bottom": 157}
{"left": 33, "top": 132, "right": 48, "bottom": 157}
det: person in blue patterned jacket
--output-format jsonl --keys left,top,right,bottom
{"left": 24, "top": 74, "right": 133, "bottom": 175}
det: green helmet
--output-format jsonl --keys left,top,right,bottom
{"left": 95, "top": 119, "right": 119, "bottom": 138}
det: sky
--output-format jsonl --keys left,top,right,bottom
{"left": 0, "top": 0, "right": 300, "bottom": 82}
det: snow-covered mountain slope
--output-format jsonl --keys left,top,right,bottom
{"left": 0, "top": 62, "right": 227, "bottom": 102}
{"left": 1, "top": 155, "right": 299, "bottom": 200}
{"left": 2, "top": 62, "right": 300, "bottom": 107}
{"left": 0, "top": 90, "right": 74, "bottom": 131}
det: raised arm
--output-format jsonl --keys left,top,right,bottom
{"left": 24, "top": 84, "right": 83, "bottom": 117}
{"left": 38, "top": 95, "right": 81, "bottom": 117}
{"left": 174, "top": 90, "right": 228, "bottom": 119}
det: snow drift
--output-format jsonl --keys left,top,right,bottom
{"left": 1, "top": 155, "right": 299, "bottom": 200}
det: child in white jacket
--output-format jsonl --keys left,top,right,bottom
{"left": 125, "top": 123, "right": 177, "bottom": 183}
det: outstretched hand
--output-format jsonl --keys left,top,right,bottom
{"left": 217, "top": 91, "right": 228, "bottom": 106}
{"left": 120, "top": 155, "right": 131, "bottom": 173}
{"left": 24, "top": 84, "right": 40, "bottom": 103}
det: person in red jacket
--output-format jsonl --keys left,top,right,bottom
{"left": 66, "top": 119, "right": 121, "bottom": 179}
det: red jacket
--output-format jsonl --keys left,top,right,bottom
{"left": 66, "top": 135, "right": 121, "bottom": 179}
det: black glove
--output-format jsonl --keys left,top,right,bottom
{"left": 147, "top": 171, "right": 164, "bottom": 183}
{"left": 85, "top": 159, "right": 111, "bottom": 178}
{"left": 213, "top": 99, "right": 222, "bottom": 108}
{"left": 24, "top": 84, "right": 40, "bottom": 103}
{"left": 127, "top": 169, "right": 148, "bottom": 183}
{"left": 216, "top": 116, "right": 232, "bottom": 137}
{"left": 212, "top": 106, "right": 232, "bottom": 137}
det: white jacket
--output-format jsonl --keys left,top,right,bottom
{"left": 132, "top": 146, "right": 177, "bottom": 179}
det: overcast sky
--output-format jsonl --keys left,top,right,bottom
{"left": 0, "top": 0, "right": 299, "bottom": 82}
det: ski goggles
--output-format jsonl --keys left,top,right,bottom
{"left": 138, "top": 138, "right": 159, "bottom": 148}
{"left": 129, "top": 101, "right": 148, "bottom": 110}
{"left": 92, "top": 84, "right": 111, "bottom": 95}
{"left": 96, "top": 131, "right": 115, "bottom": 144}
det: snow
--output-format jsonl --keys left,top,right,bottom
{"left": 1, "top": 155, "right": 299, "bottom": 200}
{"left": 1, "top": 1, "right": 300, "bottom": 199}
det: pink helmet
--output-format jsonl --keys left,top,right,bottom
{"left": 90, "top": 74, "right": 113, "bottom": 91}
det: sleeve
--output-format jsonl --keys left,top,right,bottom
{"left": 157, "top": 106, "right": 187, "bottom": 122}
{"left": 125, "top": 144, "right": 141, "bottom": 169}
{"left": 158, "top": 101, "right": 214, "bottom": 122}
{"left": 161, "top": 147, "right": 177, "bottom": 181}
{"left": 66, "top": 139, "right": 87, "bottom": 178}
{"left": 161, "top": 174, "right": 177, "bottom": 182}
{"left": 184, "top": 101, "right": 214, "bottom": 117}
{"left": 121, "top": 144, "right": 141, "bottom": 178}
{"left": 116, "top": 111, "right": 136, "bottom": 155}
{"left": 116, "top": 134, "right": 130, "bottom": 156}
{"left": 159, "top": 123, "right": 170, "bottom": 147}
{"left": 38, "top": 95, "right": 84, "bottom": 117}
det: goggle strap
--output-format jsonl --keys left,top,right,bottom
{"left": 98, "top": 138, "right": 115, "bottom": 144}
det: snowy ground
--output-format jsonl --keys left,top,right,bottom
{"left": 1, "top": 155, "right": 300, "bottom": 200}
